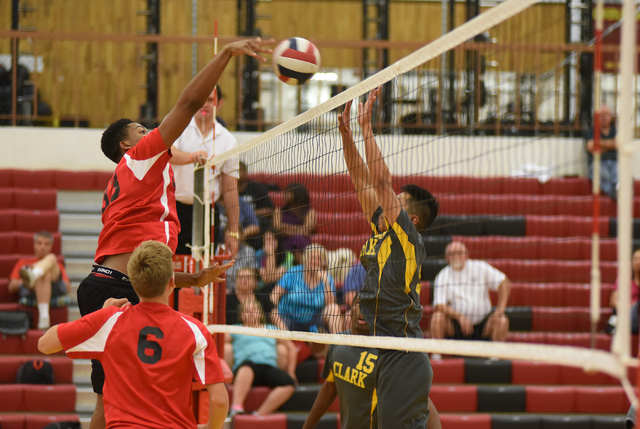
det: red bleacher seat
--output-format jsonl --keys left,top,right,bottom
{"left": 0, "top": 232, "right": 18, "bottom": 254}
{"left": 311, "top": 234, "right": 368, "bottom": 254}
{"left": 490, "top": 259, "right": 616, "bottom": 284}
{"left": 526, "top": 386, "right": 576, "bottom": 412}
{"left": 429, "top": 385, "right": 477, "bottom": 412}
{"left": 0, "top": 170, "right": 12, "bottom": 187}
{"left": 54, "top": 170, "right": 101, "bottom": 190}
{"left": 11, "top": 170, "right": 55, "bottom": 189}
{"left": 439, "top": 414, "right": 491, "bottom": 429}
{"left": 575, "top": 387, "right": 629, "bottom": 413}
{"left": 0, "top": 385, "right": 24, "bottom": 411}
{"left": 316, "top": 212, "right": 370, "bottom": 236}
{"left": 23, "top": 385, "right": 76, "bottom": 411}
{"left": 0, "top": 356, "right": 25, "bottom": 383}
{"left": 420, "top": 281, "right": 431, "bottom": 306}
{"left": 14, "top": 209, "right": 59, "bottom": 233}
{"left": 0, "top": 414, "right": 24, "bottom": 429}
{"left": 431, "top": 359, "right": 465, "bottom": 384}
{"left": 0, "top": 303, "right": 20, "bottom": 311}
{"left": 0, "top": 254, "right": 20, "bottom": 278}
{"left": 511, "top": 361, "right": 561, "bottom": 385}
{"left": 233, "top": 414, "right": 287, "bottom": 429}
{"left": 224, "top": 385, "right": 271, "bottom": 413}
{"left": 0, "top": 188, "right": 13, "bottom": 209}
{"left": 526, "top": 215, "right": 609, "bottom": 238}
{"left": 543, "top": 177, "right": 592, "bottom": 196}
{"left": 0, "top": 210, "right": 16, "bottom": 231}
{"left": 13, "top": 188, "right": 57, "bottom": 210}
{"left": 25, "top": 415, "right": 79, "bottom": 429}
{"left": 559, "top": 366, "right": 617, "bottom": 386}
{"left": 531, "top": 307, "right": 591, "bottom": 332}
{"left": 507, "top": 332, "right": 611, "bottom": 350}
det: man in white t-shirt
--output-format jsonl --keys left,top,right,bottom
{"left": 430, "top": 241, "right": 510, "bottom": 342}
{"left": 171, "top": 87, "right": 240, "bottom": 257}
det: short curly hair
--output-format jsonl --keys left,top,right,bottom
{"left": 101, "top": 118, "right": 134, "bottom": 164}
{"left": 400, "top": 184, "right": 439, "bottom": 231}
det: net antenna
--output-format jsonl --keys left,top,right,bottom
{"left": 207, "top": 0, "right": 638, "bottom": 403}
{"left": 192, "top": 21, "right": 219, "bottom": 324}
{"left": 590, "top": 0, "right": 604, "bottom": 349}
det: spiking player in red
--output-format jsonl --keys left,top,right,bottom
{"left": 66, "top": 37, "right": 273, "bottom": 429}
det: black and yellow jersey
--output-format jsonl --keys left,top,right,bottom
{"left": 359, "top": 207, "right": 425, "bottom": 339}
{"left": 322, "top": 341, "right": 379, "bottom": 429}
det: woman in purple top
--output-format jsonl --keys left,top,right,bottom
{"left": 274, "top": 182, "right": 317, "bottom": 264}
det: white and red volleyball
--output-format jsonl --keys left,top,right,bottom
{"left": 272, "top": 37, "right": 321, "bottom": 86}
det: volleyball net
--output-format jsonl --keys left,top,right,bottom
{"left": 201, "top": 0, "right": 636, "bottom": 400}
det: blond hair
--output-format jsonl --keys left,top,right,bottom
{"left": 127, "top": 241, "right": 174, "bottom": 298}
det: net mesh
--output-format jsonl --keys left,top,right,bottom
{"left": 207, "top": 0, "right": 635, "bottom": 396}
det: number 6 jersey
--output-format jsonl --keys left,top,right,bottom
{"left": 57, "top": 302, "right": 224, "bottom": 429}
{"left": 96, "top": 128, "right": 179, "bottom": 264}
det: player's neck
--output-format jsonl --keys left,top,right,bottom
{"left": 140, "top": 296, "right": 169, "bottom": 305}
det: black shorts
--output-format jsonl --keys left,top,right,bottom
{"left": 234, "top": 361, "right": 295, "bottom": 388}
{"left": 376, "top": 350, "right": 432, "bottom": 429}
{"left": 77, "top": 267, "right": 140, "bottom": 394}
{"left": 450, "top": 312, "right": 492, "bottom": 341}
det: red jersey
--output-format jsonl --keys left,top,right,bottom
{"left": 96, "top": 128, "right": 180, "bottom": 263}
{"left": 58, "top": 302, "right": 224, "bottom": 429}
{"left": 10, "top": 258, "right": 69, "bottom": 282}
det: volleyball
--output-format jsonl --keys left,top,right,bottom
{"left": 271, "top": 37, "right": 321, "bottom": 86}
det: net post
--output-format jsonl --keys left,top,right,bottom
{"left": 613, "top": 0, "right": 636, "bottom": 361}
{"left": 590, "top": 0, "right": 604, "bottom": 349}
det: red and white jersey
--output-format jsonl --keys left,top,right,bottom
{"left": 58, "top": 302, "right": 224, "bottom": 429}
{"left": 96, "top": 128, "right": 179, "bottom": 263}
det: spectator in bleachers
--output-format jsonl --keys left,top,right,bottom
{"left": 239, "top": 161, "right": 275, "bottom": 249}
{"left": 256, "top": 229, "right": 294, "bottom": 317}
{"left": 327, "top": 247, "right": 357, "bottom": 305}
{"left": 225, "top": 229, "right": 258, "bottom": 294}
{"left": 226, "top": 267, "right": 259, "bottom": 326}
{"left": 430, "top": 241, "right": 510, "bottom": 346}
{"left": 225, "top": 299, "right": 297, "bottom": 419}
{"left": 271, "top": 244, "right": 341, "bottom": 334}
{"left": 608, "top": 248, "right": 640, "bottom": 335}
{"left": 584, "top": 105, "right": 618, "bottom": 199}
{"left": 8, "top": 231, "right": 71, "bottom": 330}
{"left": 342, "top": 262, "right": 366, "bottom": 309}
{"left": 273, "top": 182, "right": 316, "bottom": 265}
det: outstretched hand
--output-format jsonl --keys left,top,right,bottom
{"left": 338, "top": 100, "right": 353, "bottom": 137}
{"left": 357, "top": 86, "right": 381, "bottom": 129}
{"left": 194, "top": 260, "right": 235, "bottom": 287}
{"left": 224, "top": 37, "right": 274, "bottom": 63}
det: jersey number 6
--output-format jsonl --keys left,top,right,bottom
{"left": 137, "top": 326, "right": 164, "bottom": 364}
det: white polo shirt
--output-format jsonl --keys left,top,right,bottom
{"left": 433, "top": 259, "right": 506, "bottom": 324}
{"left": 173, "top": 117, "right": 239, "bottom": 205}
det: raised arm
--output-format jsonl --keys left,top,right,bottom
{"left": 339, "top": 100, "right": 379, "bottom": 222}
{"left": 358, "top": 87, "right": 400, "bottom": 225}
{"left": 158, "top": 38, "right": 273, "bottom": 149}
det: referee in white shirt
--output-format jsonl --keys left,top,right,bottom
{"left": 430, "top": 241, "right": 510, "bottom": 343}
{"left": 170, "top": 87, "right": 240, "bottom": 257}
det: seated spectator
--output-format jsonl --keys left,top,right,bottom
{"left": 341, "top": 261, "right": 366, "bottom": 329}
{"left": 430, "top": 241, "right": 510, "bottom": 345}
{"left": 608, "top": 248, "right": 640, "bottom": 334}
{"left": 8, "top": 231, "right": 71, "bottom": 330}
{"left": 342, "top": 261, "right": 366, "bottom": 309}
{"left": 226, "top": 267, "right": 259, "bottom": 326}
{"left": 327, "top": 247, "right": 357, "bottom": 305}
{"left": 225, "top": 299, "right": 297, "bottom": 419}
{"left": 585, "top": 105, "right": 618, "bottom": 199}
{"left": 273, "top": 182, "right": 316, "bottom": 264}
{"left": 271, "top": 244, "right": 341, "bottom": 334}
{"left": 224, "top": 229, "right": 257, "bottom": 294}
{"left": 256, "top": 229, "right": 294, "bottom": 317}
{"left": 239, "top": 161, "right": 275, "bottom": 249}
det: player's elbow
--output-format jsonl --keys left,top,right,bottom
{"left": 208, "top": 383, "right": 229, "bottom": 414}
